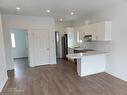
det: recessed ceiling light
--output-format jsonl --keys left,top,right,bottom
{"left": 70, "top": 12, "right": 74, "bottom": 15}
{"left": 16, "top": 7, "right": 20, "bottom": 10}
{"left": 46, "top": 10, "right": 51, "bottom": 13}
{"left": 59, "top": 18, "right": 63, "bottom": 22}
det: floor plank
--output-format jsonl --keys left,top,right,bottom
{"left": 1, "top": 58, "right": 127, "bottom": 95}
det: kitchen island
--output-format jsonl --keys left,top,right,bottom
{"left": 67, "top": 51, "right": 109, "bottom": 77}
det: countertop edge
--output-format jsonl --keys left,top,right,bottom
{"left": 67, "top": 51, "right": 110, "bottom": 59}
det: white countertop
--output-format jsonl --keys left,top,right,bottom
{"left": 69, "top": 47, "right": 95, "bottom": 51}
{"left": 67, "top": 51, "right": 109, "bottom": 59}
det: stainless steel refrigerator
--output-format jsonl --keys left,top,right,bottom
{"left": 55, "top": 32, "right": 60, "bottom": 58}
{"left": 62, "top": 34, "right": 68, "bottom": 59}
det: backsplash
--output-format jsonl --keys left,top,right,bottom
{"left": 82, "top": 41, "right": 112, "bottom": 52}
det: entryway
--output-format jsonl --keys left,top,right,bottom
{"left": 10, "top": 29, "right": 29, "bottom": 70}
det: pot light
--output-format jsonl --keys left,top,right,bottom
{"left": 70, "top": 12, "right": 74, "bottom": 15}
{"left": 59, "top": 18, "right": 63, "bottom": 22}
{"left": 46, "top": 10, "right": 51, "bottom": 13}
{"left": 16, "top": 7, "right": 20, "bottom": 10}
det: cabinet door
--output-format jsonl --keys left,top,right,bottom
{"left": 79, "top": 21, "right": 112, "bottom": 41}
{"left": 96, "top": 21, "right": 111, "bottom": 41}
{"left": 96, "top": 22, "right": 105, "bottom": 40}
{"left": 85, "top": 24, "right": 97, "bottom": 40}
{"left": 79, "top": 27, "right": 85, "bottom": 40}
{"left": 105, "top": 21, "right": 112, "bottom": 41}
{"left": 79, "top": 24, "right": 97, "bottom": 40}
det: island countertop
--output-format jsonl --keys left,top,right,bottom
{"left": 66, "top": 51, "right": 109, "bottom": 59}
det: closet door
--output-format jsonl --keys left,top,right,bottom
{"left": 30, "top": 29, "right": 50, "bottom": 66}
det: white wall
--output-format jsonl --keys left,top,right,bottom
{"left": 106, "top": 2, "right": 127, "bottom": 81}
{"left": 0, "top": 14, "right": 8, "bottom": 92}
{"left": 2, "top": 15, "right": 56, "bottom": 69}
{"left": 11, "top": 29, "right": 28, "bottom": 58}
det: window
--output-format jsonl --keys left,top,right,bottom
{"left": 67, "top": 32, "right": 74, "bottom": 47}
{"left": 77, "top": 31, "right": 80, "bottom": 43}
{"left": 11, "top": 33, "right": 16, "bottom": 48}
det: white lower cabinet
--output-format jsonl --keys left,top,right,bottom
{"left": 68, "top": 48, "right": 74, "bottom": 62}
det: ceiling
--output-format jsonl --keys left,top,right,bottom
{"left": 0, "top": 0, "right": 122, "bottom": 22}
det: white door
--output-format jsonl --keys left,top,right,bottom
{"left": 31, "top": 29, "right": 50, "bottom": 66}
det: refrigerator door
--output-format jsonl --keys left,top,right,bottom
{"left": 62, "top": 34, "right": 68, "bottom": 59}
{"left": 55, "top": 32, "right": 60, "bottom": 58}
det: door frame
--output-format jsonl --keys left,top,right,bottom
{"left": 9, "top": 28, "right": 30, "bottom": 66}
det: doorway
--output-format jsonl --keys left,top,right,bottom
{"left": 10, "top": 29, "right": 29, "bottom": 70}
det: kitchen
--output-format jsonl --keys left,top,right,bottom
{"left": 0, "top": 0, "right": 127, "bottom": 94}
{"left": 61, "top": 21, "right": 112, "bottom": 77}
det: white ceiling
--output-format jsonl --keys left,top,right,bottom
{"left": 0, "top": 0, "right": 122, "bottom": 21}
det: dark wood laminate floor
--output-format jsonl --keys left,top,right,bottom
{"left": 1, "top": 58, "right": 127, "bottom": 95}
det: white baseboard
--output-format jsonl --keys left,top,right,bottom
{"left": 0, "top": 75, "right": 8, "bottom": 92}
{"left": 106, "top": 72, "right": 127, "bottom": 82}
{"left": 29, "top": 62, "right": 57, "bottom": 67}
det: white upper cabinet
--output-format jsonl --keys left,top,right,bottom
{"left": 79, "top": 24, "right": 97, "bottom": 40}
{"left": 79, "top": 21, "right": 112, "bottom": 41}
{"left": 96, "top": 21, "right": 112, "bottom": 41}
